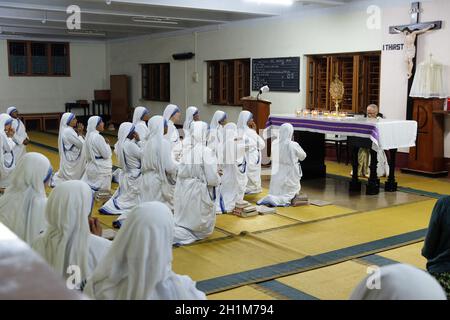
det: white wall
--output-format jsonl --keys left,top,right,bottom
{"left": 380, "top": 0, "right": 450, "bottom": 154}
{"left": 106, "top": 0, "right": 384, "bottom": 123}
{"left": 0, "top": 40, "right": 107, "bottom": 115}
{"left": 107, "top": 0, "right": 450, "bottom": 155}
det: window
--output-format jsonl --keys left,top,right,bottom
{"left": 306, "top": 52, "right": 380, "bottom": 113}
{"left": 9, "top": 42, "right": 27, "bottom": 75}
{"left": 31, "top": 43, "right": 48, "bottom": 75}
{"left": 51, "top": 43, "right": 69, "bottom": 75}
{"left": 207, "top": 58, "right": 250, "bottom": 106}
{"left": 141, "top": 63, "right": 170, "bottom": 102}
{"left": 8, "top": 40, "right": 70, "bottom": 76}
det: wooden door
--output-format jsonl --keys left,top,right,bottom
{"left": 110, "top": 75, "right": 129, "bottom": 124}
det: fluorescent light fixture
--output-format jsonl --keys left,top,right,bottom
{"left": 132, "top": 16, "right": 179, "bottom": 25}
{"left": 245, "top": 0, "right": 294, "bottom": 5}
{"left": 67, "top": 30, "right": 106, "bottom": 36}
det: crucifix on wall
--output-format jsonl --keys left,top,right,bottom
{"left": 389, "top": 1, "right": 442, "bottom": 120}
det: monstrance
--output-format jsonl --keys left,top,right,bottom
{"left": 329, "top": 74, "right": 344, "bottom": 113}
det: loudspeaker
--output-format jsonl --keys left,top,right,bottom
{"left": 172, "top": 52, "right": 195, "bottom": 60}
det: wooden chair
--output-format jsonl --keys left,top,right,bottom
{"left": 325, "top": 134, "right": 349, "bottom": 164}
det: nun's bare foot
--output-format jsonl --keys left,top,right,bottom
{"left": 89, "top": 217, "right": 103, "bottom": 236}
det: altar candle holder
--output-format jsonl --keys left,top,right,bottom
{"left": 323, "top": 111, "right": 330, "bottom": 117}
{"left": 296, "top": 109, "right": 302, "bottom": 117}
{"left": 311, "top": 110, "right": 319, "bottom": 117}
{"left": 302, "top": 109, "right": 310, "bottom": 117}
{"left": 331, "top": 111, "right": 338, "bottom": 117}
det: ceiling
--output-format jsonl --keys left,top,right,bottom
{"left": 0, "top": 0, "right": 361, "bottom": 41}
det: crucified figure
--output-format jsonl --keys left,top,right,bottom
{"left": 393, "top": 23, "right": 435, "bottom": 79}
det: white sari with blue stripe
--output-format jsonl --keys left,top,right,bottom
{"left": 82, "top": 116, "right": 112, "bottom": 192}
{"left": 173, "top": 122, "right": 220, "bottom": 245}
{"left": 53, "top": 114, "right": 86, "bottom": 186}
{"left": 0, "top": 114, "right": 17, "bottom": 188}
{"left": 257, "top": 123, "right": 306, "bottom": 207}
{"left": 100, "top": 138, "right": 143, "bottom": 217}
{"left": 237, "top": 111, "right": 265, "bottom": 195}
{"left": 215, "top": 123, "right": 247, "bottom": 213}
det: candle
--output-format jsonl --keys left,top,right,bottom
{"left": 296, "top": 109, "right": 302, "bottom": 117}
{"left": 312, "top": 110, "right": 319, "bottom": 117}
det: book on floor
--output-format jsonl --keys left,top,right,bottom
{"left": 233, "top": 209, "right": 258, "bottom": 218}
{"left": 235, "top": 200, "right": 250, "bottom": 209}
{"left": 233, "top": 202, "right": 258, "bottom": 217}
{"left": 95, "top": 190, "right": 112, "bottom": 201}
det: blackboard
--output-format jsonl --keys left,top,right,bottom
{"left": 252, "top": 57, "right": 300, "bottom": 92}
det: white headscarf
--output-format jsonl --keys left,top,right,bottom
{"left": 223, "top": 122, "right": 244, "bottom": 165}
{"left": 182, "top": 121, "right": 209, "bottom": 166}
{"left": 191, "top": 121, "right": 208, "bottom": 146}
{"left": 0, "top": 113, "right": 13, "bottom": 141}
{"left": 349, "top": 264, "right": 447, "bottom": 300}
{"left": 183, "top": 106, "right": 198, "bottom": 132}
{"left": 132, "top": 106, "right": 150, "bottom": 125}
{"left": 7, "top": 106, "right": 26, "bottom": 141}
{"left": 86, "top": 116, "right": 101, "bottom": 136}
{"left": 84, "top": 116, "right": 102, "bottom": 162}
{"left": 237, "top": 110, "right": 252, "bottom": 131}
{"left": 142, "top": 116, "right": 167, "bottom": 174}
{"left": 0, "top": 114, "right": 14, "bottom": 172}
{"left": 84, "top": 202, "right": 204, "bottom": 300}
{"left": 32, "top": 180, "right": 94, "bottom": 282}
{"left": 210, "top": 110, "right": 226, "bottom": 130}
{"left": 115, "top": 122, "right": 134, "bottom": 170}
{"left": 208, "top": 110, "right": 226, "bottom": 155}
{"left": 163, "top": 104, "right": 180, "bottom": 121}
{"left": 277, "top": 123, "right": 296, "bottom": 165}
{"left": 6, "top": 106, "right": 23, "bottom": 137}
{"left": 57, "top": 112, "right": 75, "bottom": 162}
{"left": 6, "top": 106, "right": 17, "bottom": 116}
{"left": 0, "top": 152, "right": 52, "bottom": 243}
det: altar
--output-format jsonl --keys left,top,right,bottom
{"left": 265, "top": 114, "right": 418, "bottom": 195}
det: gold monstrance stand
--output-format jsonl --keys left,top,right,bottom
{"left": 329, "top": 74, "right": 344, "bottom": 113}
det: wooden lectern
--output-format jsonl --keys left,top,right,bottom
{"left": 241, "top": 96, "right": 271, "bottom": 163}
{"left": 110, "top": 75, "right": 130, "bottom": 124}
{"left": 240, "top": 96, "right": 271, "bottom": 131}
{"left": 402, "top": 98, "right": 448, "bottom": 177}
